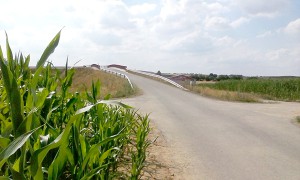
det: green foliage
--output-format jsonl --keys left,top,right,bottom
{"left": 199, "top": 78, "right": 300, "bottom": 101}
{"left": 36, "top": 30, "right": 61, "bottom": 69}
{"left": 131, "top": 114, "right": 151, "bottom": 179}
{"left": 0, "top": 31, "right": 150, "bottom": 179}
{"left": 296, "top": 116, "right": 300, "bottom": 123}
{"left": 157, "top": 70, "right": 161, "bottom": 76}
{"left": 191, "top": 73, "right": 243, "bottom": 81}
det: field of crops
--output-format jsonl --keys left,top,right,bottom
{"left": 0, "top": 31, "right": 150, "bottom": 179}
{"left": 198, "top": 78, "right": 300, "bottom": 101}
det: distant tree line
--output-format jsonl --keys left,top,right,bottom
{"left": 191, "top": 73, "right": 243, "bottom": 81}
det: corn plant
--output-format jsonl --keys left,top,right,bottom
{"left": 199, "top": 78, "right": 300, "bottom": 101}
{"left": 0, "top": 31, "right": 151, "bottom": 179}
{"left": 131, "top": 114, "right": 151, "bottom": 179}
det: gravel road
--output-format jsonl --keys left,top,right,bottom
{"left": 120, "top": 71, "right": 300, "bottom": 180}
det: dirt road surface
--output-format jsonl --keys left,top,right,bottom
{"left": 120, "top": 71, "right": 300, "bottom": 180}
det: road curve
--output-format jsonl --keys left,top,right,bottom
{"left": 120, "top": 71, "right": 300, "bottom": 180}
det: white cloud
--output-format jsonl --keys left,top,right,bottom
{"left": 284, "top": 18, "right": 300, "bottom": 35}
{"left": 159, "top": 0, "right": 184, "bottom": 21}
{"left": 234, "top": 0, "right": 289, "bottom": 17}
{"left": 262, "top": 47, "right": 300, "bottom": 75}
{"left": 88, "top": 33, "right": 122, "bottom": 47}
{"left": 265, "top": 48, "right": 290, "bottom": 61}
{"left": 230, "top": 17, "right": 250, "bottom": 28}
{"left": 151, "top": 0, "right": 200, "bottom": 40}
{"left": 0, "top": 0, "right": 299, "bottom": 75}
{"left": 213, "top": 36, "right": 236, "bottom": 47}
{"left": 256, "top": 31, "right": 274, "bottom": 38}
{"left": 205, "top": 2, "right": 230, "bottom": 14}
{"left": 204, "top": 16, "right": 230, "bottom": 30}
{"left": 161, "top": 31, "right": 214, "bottom": 53}
{"left": 256, "top": 18, "right": 300, "bottom": 39}
{"left": 265, "top": 47, "right": 300, "bottom": 63}
{"left": 129, "top": 3, "right": 157, "bottom": 15}
{"left": 98, "top": 3, "right": 135, "bottom": 30}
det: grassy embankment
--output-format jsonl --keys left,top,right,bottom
{"left": 0, "top": 31, "right": 150, "bottom": 179}
{"left": 70, "top": 67, "right": 136, "bottom": 98}
{"left": 189, "top": 78, "right": 300, "bottom": 102}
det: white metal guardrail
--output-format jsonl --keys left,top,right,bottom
{"left": 94, "top": 67, "right": 134, "bottom": 89}
{"left": 129, "top": 69, "right": 188, "bottom": 91}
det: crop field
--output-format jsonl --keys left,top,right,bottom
{"left": 196, "top": 78, "right": 300, "bottom": 102}
{"left": 0, "top": 31, "right": 150, "bottom": 179}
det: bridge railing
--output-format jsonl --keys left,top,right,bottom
{"left": 129, "top": 70, "right": 188, "bottom": 91}
{"left": 94, "top": 67, "right": 134, "bottom": 89}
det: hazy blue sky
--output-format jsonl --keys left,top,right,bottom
{"left": 0, "top": 0, "right": 299, "bottom": 76}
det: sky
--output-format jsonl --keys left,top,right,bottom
{"left": 0, "top": 0, "right": 299, "bottom": 76}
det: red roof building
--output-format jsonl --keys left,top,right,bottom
{"left": 91, "top": 64, "right": 100, "bottom": 69}
{"left": 169, "top": 74, "right": 192, "bottom": 81}
{"left": 107, "top": 64, "right": 127, "bottom": 70}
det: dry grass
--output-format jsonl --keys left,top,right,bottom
{"left": 189, "top": 86, "right": 261, "bottom": 103}
{"left": 69, "top": 67, "right": 135, "bottom": 98}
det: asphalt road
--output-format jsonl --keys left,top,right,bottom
{"left": 120, "top": 71, "right": 300, "bottom": 180}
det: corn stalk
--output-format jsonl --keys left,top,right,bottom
{"left": 0, "top": 31, "right": 151, "bottom": 179}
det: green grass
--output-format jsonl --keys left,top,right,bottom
{"left": 197, "top": 78, "right": 300, "bottom": 102}
{"left": 296, "top": 116, "right": 300, "bottom": 124}
{"left": 0, "top": 31, "right": 150, "bottom": 179}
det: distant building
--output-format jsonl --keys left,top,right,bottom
{"left": 169, "top": 74, "right": 192, "bottom": 81}
{"left": 169, "top": 74, "right": 193, "bottom": 86}
{"left": 107, "top": 64, "right": 127, "bottom": 70}
{"left": 161, "top": 73, "right": 174, "bottom": 78}
{"left": 91, "top": 64, "right": 100, "bottom": 69}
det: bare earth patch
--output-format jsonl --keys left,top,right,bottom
{"left": 140, "top": 120, "right": 206, "bottom": 180}
{"left": 141, "top": 123, "right": 178, "bottom": 179}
